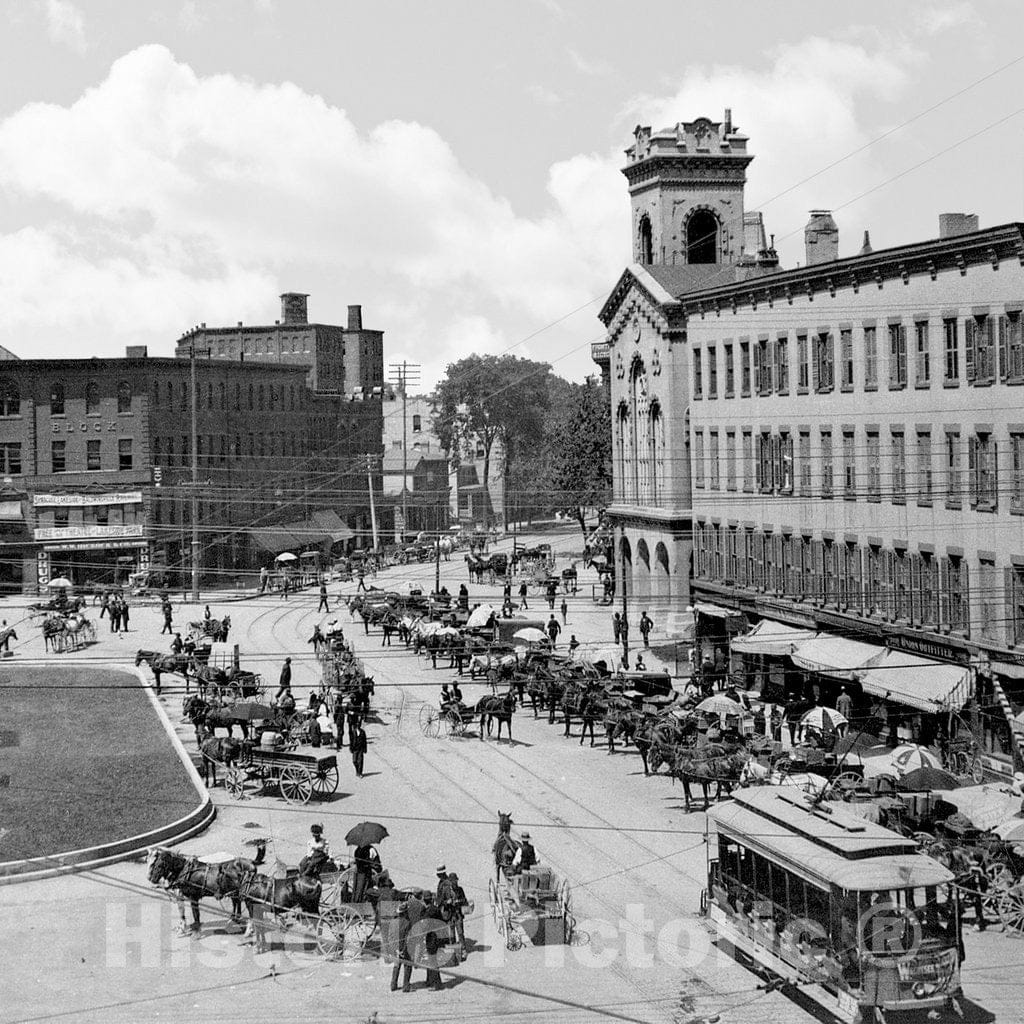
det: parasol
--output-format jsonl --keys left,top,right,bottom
{"left": 888, "top": 744, "right": 941, "bottom": 775}
{"left": 695, "top": 695, "right": 743, "bottom": 717}
{"left": 896, "top": 766, "right": 960, "bottom": 791}
{"left": 466, "top": 605, "right": 497, "bottom": 629}
{"left": 275, "top": 552, "right": 297, "bottom": 562}
{"left": 46, "top": 577, "right": 73, "bottom": 589}
{"left": 799, "top": 706, "right": 848, "bottom": 733}
{"left": 513, "top": 627, "right": 548, "bottom": 644}
{"left": 345, "top": 821, "right": 389, "bottom": 846}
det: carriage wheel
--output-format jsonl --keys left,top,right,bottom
{"left": 284, "top": 712, "right": 305, "bottom": 741}
{"left": 449, "top": 712, "right": 467, "bottom": 738}
{"left": 997, "top": 881, "right": 1024, "bottom": 935}
{"left": 311, "top": 763, "right": 339, "bottom": 797}
{"left": 968, "top": 753, "right": 984, "bottom": 784}
{"left": 826, "top": 771, "right": 862, "bottom": 798}
{"left": 316, "top": 908, "right": 372, "bottom": 961}
{"left": 488, "top": 878, "right": 502, "bottom": 929}
{"left": 279, "top": 766, "right": 313, "bottom": 804}
{"left": 983, "top": 863, "right": 1015, "bottom": 915}
{"left": 225, "top": 768, "right": 246, "bottom": 799}
{"left": 558, "top": 879, "right": 574, "bottom": 943}
{"left": 419, "top": 705, "right": 441, "bottom": 738}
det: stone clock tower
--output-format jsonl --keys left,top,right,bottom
{"left": 624, "top": 110, "right": 754, "bottom": 267}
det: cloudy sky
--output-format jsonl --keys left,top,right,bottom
{"left": 0, "top": 0, "right": 1022, "bottom": 387}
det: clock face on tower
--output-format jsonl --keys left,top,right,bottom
{"left": 632, "top": 315, "right": 641, "bottom": 342}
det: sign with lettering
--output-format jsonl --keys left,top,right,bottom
{"left": 42, "top": 540, "right": 146, "bottom": 552}
{"left": 34, "top": 492, "right": 143, "bottom": 508}
{"left": 34, "top": 524, "right": 145, "bottom": 541}
{"left": 886, "top": 632, "right": 972, "bottom": 666}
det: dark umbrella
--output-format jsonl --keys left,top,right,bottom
{"left": 227, "top": 703, "right": 277, "bottom": 721}
{"left": 345, "top": 821, "right": 389, "bottom": 846}
{"left": 897, "top": 766, "right": 960, "bottom": 792}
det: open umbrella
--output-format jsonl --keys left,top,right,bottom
{"left": 466, "top": 605, "right": 497, "bottom": 629}
{"left": 513, "top": 627, "right": 548, "bottom": 644}
{"left": 889, "top": 744, "right": 941, "bottom": 775}
{"left": 345, "top": 821, "right": 389, "bottom": 846}
{"left": 695, "top": 695, "right": 743, "bottom": 717}
{"left": 275, "top": 552, "right": 297, "bottom": 562}
{"left": 799, "top": 706, "right": 848, "bottom": 733}
{"left": 46, "top": 577, "right": 73, "bottom": 589}
{"left": 896, "top": 766, "right": 959, "bottom": 791}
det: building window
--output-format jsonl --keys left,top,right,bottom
{"left": 892, "top": 550, "right": 909, "bottom": 620}
{"left": 999, "top": 313, "right": 1024, "bottom": 380}
{"left": 290, "top": 385, "right": 296, "bottom": 410}
{"left": 692, "top": 348, "right": 703, "bottom": 399}
{"left": 248, "top": 384, "right": 254, "bottom": 410}
{"left": 54, "top": 509, "right": 69, "bottom": 529}
{"left": 919, "top": 553, "right": 937, "bottom": 627}
{"left": 707, "top": 346, "right": 717, "bottom": 399}
{"left": 709, "top": 431, "right": 720, "bottom": 489}
{"left": 775, "top": 336, "right": 789, "bottom": 394}
{"left": 50, "top": 383, "right": 65, "bottom": 415}
{"left": 916, "top": 431, "right": 932, "bottom": 505}
{"left": 800, "top": 537, "right": 814, "bottom": 600}
{"left": 115, "top": 380, "right": 131, "bottom": 414}
{"left": 726, "top": 431, "right": 736, "bottom": 491}
{"left": 0, "top": 442, "right": 21, "bottom": 474}
{"left": 755, "top": 338, "right": 771, "bottom": 394}
{"left": 95, "top": 506, "right": 109, "bottom": 527}
{"left": 864, "top": 326, "right": 878, "bottom": 388}
{"left": 813, "top": 332, "right": 834, "bottom": 391}
{"left": 888, "top": 323, "right": 907, "bottom": 388}
{"left": 843, "top": 430, "right": 856, "bottom": 498}
{"left": 218, "top": 381, "right": 226, "bottom": 410}
{"left": 694, "top": 431, "right": 705, "bottom": 488}
{"left": 891, "top": 431, "right": 906, "bottom": 504}
{"left": 740, "top": 342, "right": 751, "bottom": 396}
{"left": 820, "top": 431, "right": 833, "bottom": 497}
{"left": 823, "top": 540, "right": 838, "bottom": 606}
{"left": 945, "top": 431, "right": 962, "bottom": 507}
{"left": 840, "top": 329, "right": 853, "bottom": 390}
{"left": 946, "top": 556, "right": 969, "bottom": 634}
{"left": 797, "top": 334, "right": 809, "bottom": 392}
{"left": 741, "top": 431, "right": 753, "bottom": 492}
{"left": 967, "top": 315, "right": 995, "bottom": 383}
{"left": 867, "top": 546, "right": 884, "bottom": 617}
{"left": 943, "top": 318, "right": 959, "bottom": 382}
{"left": 119, "top": 438, "right": 133, "bottom": 471}
{"left": 180, "top": 382, "right": 188, "bottom": 412}
{"left": 867, "top": 432, "right": 880, "bottom": 501}
{"left": 798, "top": 431, "right": 811, "bottom": 496}
{"left": 757, "top": 432, "right": 773, "bottom": 492}
{"left": 779, "top": 432, "right": 793, "bottom": 493}
{"left": 234, "top": 383, "right": 241, "bottom": 411}
{"left": 87, "top": 439, "right": 101, "bottom": 471}
{"left": 970, "top": 433, "right": 998, "bottom": 510}
{"left": 843, "top": 543, "right": 861, "bottom": 613}
{"left": 914, "top": 322, "right": 930, "bottom": 386}
{"left": 0, "top": 381, "right": 20, "bottom": 418}
{"left": 724, "top": 344, "right": 734, "bottom": 397}
{"left": 978, "top": 559, "right": 999, "bottom": 643}
{"left": 258, "top": 384, "right": 265, "bottom": 410}
{"left": 412, "top": 414, "right": 422, "bottom": 432}
{"left": 1012, "top": 434, "right": 1024, "bottom": 513}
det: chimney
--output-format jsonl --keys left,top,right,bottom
{"left": 859, "top": 230, "right": 873, "bottom": 256}
{"left": 280, "top": 292, "right": 309, "bottom": 325}
{"left": 125, "top": 345, "right": 148, "bottom": 359}
{"left": 348, "top": 305, "right": 363, "bottom": 331}
{"left": 939, "top": 213, "right": 979, "bottom": 239}
{"left": 723, "top": 108, "right": 732, "bottom": 135}
{"left": 804, "top": 210, "right": 839, "bottom": 265}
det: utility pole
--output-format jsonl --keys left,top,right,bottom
{"left": 366, "top": 454, "right": 380, "bottom": 552}
{"left": 189, "top": 339, "right": 200, "bottom": 601}
{"left": 387, "top": 361, "right": 420, "bottom": 542}
{"left": 435, "top": 533, "right": 441, "bottom": 595}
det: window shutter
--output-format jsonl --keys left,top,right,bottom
{"left": 755, "top": 535, "right": 765, "bottom": 591}
{"left": 772, "top": 434, "right": 781, "bottom": 491}
{"left": 773, "top": 340, "right": 781, "bottom": 393}
{"left": 991, "top": 440, "right": 999, "bottom": 510}
{"left": 882, "top": 550, "right": 893, "bottom": 620}
{"left": 1006, "top": 567, "right": 1018, "bottom": 646}
{"left": 965, "top": 319, "right": 976, "bottom": 382}
{"left": 938, "top": 557, "right": 950, "bottom": 629}
{"left": 812, "top": 540, "right": 824, "bottom": 605}
{"left": 909, "top": 553, "right": 921, "bottom": 625}
{"left": 889, "top": 330, "right": 897, "bottom": 385}
{"left": 752, "top": 341, "right": 761, "bottom": 394}
{"left": 968, "top": 437, "right": 978, "bottom": 508}
{"left": 999, "top": 315, "right": 1009, "bottom": 380}
{"left": 826, "top": 334, "right": 835, "bottom": 387}
{"left": 812, "top": 338, "right": 820, "bottom": 390}
{"left": 961, "top": 561, "right": 971, "bottom": 638}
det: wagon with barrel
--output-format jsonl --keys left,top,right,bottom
{"left": 221, "top": 744, "right": 340, "bottom": 805}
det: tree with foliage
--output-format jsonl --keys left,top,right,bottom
{"left": 548, "top": 379, "right": 612, "bottom": 537}
{"left": 433, "top": 354, "right": 552, "bottom": 525}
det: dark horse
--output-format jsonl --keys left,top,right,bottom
{"left": 491, "top": 810, "right": 519, "bottom": 881}
{"left": 475, "top": 688, "right": 517, "bottom": 741}
{"left": 147, "top": 845, "right": 263, "bottom": 934}
{"left": 217, "top": 861, "right": 323, "bottom": 952}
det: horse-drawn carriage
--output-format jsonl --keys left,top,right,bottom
{"left": 220, "top": 744, "right": 341, "bottom": 805}
{"left": 41, "top": 612, "right": 96, "bottom": 653}
{"left": 187, "top": 616, "right": 230, "bottom": 643}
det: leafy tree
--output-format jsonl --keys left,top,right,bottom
{"left": 549, "top": 379, "right": 612, "bottom": 537}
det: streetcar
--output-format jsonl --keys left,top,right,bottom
{"left": 703, "top": 787, "right": 963, "bottom": 1024}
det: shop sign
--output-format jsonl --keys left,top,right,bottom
{"left": 42, "top": 540, "right": 146, "bottom": 552}
{"left": 886, "top": 632, "right": 972, "bottom": 666}
{"left": 51, "top": 421, "right": 127, "bottom": 434}
{"left": 36, "top": 550, "right": 49, "bottom": 588}
{"left": 34, "top": 492, "right": 143, "bottom": 508}
{"left": 34, "top": 524, "right": 145, "bottom": 541}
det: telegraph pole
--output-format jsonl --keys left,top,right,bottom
{"left": 387, "top": 361, "right": 420, "bottom": 542}
{"left": 366, "top": 454, "right": 379, "bottom": 551}
{"left": 189, "top": 340, "right": 200, "bottom": 601}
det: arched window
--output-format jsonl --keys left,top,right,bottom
{"left": 117, "top": 381, "right": 132, "bottom": 414}
{"left": 639, "top": 214, "right": 653, "bottom": 265}
{"left": 85, "top": 381, "right": 100, "bottom": 414}
{"left": 258, "top": 384, "right": 265, "bottom": 410}
{"left": 218, "top": 381, "right": 226, "bottom": 410}
{"left": 167, "top": 381, "right": 174, "bottom": 407}
{"left": 651, "top": 402, "right": 666, "bottom": 503}
{"left": 616, "top": 402, "right": 629, "bottom": 503}
{"left": 686, "top": 209, "right": 719, "bottom": 264}
{"left": 206, "top": 382, "right": 214, "bottom": 410}
{"left": 234, "top": 382, "right": 241, "bottom": 411}
{"left": 290, "top": 386, "right": 296, "bottom": 411}
{"left": 50, "top": 383, "right": 65, "bottom": 416}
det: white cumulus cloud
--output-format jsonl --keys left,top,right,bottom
{"left": 40, "top": 0, "right": 86, "bottom": 53}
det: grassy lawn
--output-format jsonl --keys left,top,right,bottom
{"left": 0, "top": 666, "right": 200, "bottom": 865}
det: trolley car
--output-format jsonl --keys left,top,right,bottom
{"left": 703, "top": 787, "right": 962, "bottom": 1024}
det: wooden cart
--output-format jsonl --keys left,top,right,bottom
{"left": 226, "top": 745, "right": 340, "bottom": 804}
{"left": 488, "top": 866, "right": 573, "bottom": 950}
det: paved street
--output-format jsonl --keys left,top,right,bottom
{"left": 0, "top": 526, "right": 1014, "bottom": 1023}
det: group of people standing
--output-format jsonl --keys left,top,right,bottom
{"left": 98, "top": 591, "right": 131, "bottom": 633}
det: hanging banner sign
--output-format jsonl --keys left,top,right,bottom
{"left": 34, "top": 492, "right": 143, "bottom": 508}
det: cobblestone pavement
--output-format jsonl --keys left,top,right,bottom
{"left": 0, "top": 525, "right": 1014, "bottom": 1023}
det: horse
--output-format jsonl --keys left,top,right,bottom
{"left": 147, "top": 846, "right": 261, "bottom": 934}
{"left": 137, "top": 649, "right": 192, "bottom": 690}
{"left": 602, "top": 696, "right": 638, "bottom": 754}
{"left": 491, "top": 811, "right": 519, "bottom": 881}
{"left": 221, "top": 865, "right": 323, "bottom": 952}
{"left": 475, "top": 689, "right": 517, "bottom": 742}
{"left": 198, "top": 730, "right": 247, "bottom": 788}
{"left": 670, "top": 747, "right": 748, "bottom": 812}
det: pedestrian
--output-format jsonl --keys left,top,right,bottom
{"left": 171, "top": 632, "right": 183, "bottom": 655}
{"left": 318, "top": 580, "right": 330, "bottom": 614}
{"left": 635, "top": 654, "right": 646, "bottom": 671}
{"left": 151, "top": 663, "right": 162, "bottom": 695}
{"left": 639, "top": 611, "right": 653, "bottom": 648}
{"left": 612, "top": 611, "right": 621, "bottom": 643}
{"left": 547, "top": 582, "right": 556, "bottom": 611}
{"left": 579, "top": 695, "right": 597, "bottom": 747}
{"left": 836, "top": 687, "right": 853, "bottom": 720}
{"left": 446, "top": 871, "right": 468, "bottom": 962}
{"left": 203, "top": 604, "right": 212, "bottom": 621}
{"left": 546, "top": 615, "right": 561, "bottom": 648}
{"left": 333, "top": 699, "right": 347, "bottom": 749}
{"left": 352, "top": 841, "right": 374, "bottom": 902}
{"left": 259, "top": 566, "right": 268, "bottom": 594}
{"left": 378, "top": 873, "right": 409, "bottom": 992}
{"left": 274, "top": 657, "right": 292, "bottom": 702}
{"left": 109, "top": 597, "right": 121, "bottom": 633}
{"left": 99, "top": 590, "right": 110, "bottom": 619}
{"left": 560, "top": 597, "right": 568, "bottom": 625}
{"left": 161, "top": 600, "right": 173, "bottom": 634}
{"left": 568, "top": 634, "right": 579, "bottom": 656}
{"left": 282, "top": 574, "right": 290, "bottom": 600}
{"left": 503, "top": 580, "right": 512, "bottom": 602}
{"left": 356, "top": 568, "right": 366, "bottom": 592}
{"left": 120, "top": 598, "right": 130, "bottom": 633}
{"left": 518, "top": 581, "right": 529, "bottom": 610}
{"left": 620, "top": 613, "right": 630, "bottom": 647}
{"left": 421, "top": 894, "right": 446, "bottom": 989}
{"left": 402, "top": 889, "right": 426, "bottom": 991}
{"left": 350, "top": 719, "right": 367, "bottom": 777}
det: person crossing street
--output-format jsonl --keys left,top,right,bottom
{"left": 546, "top": 614, "right": 561, "bottom": 648}
{"left": 317, "top": 580, "right": 330, "bottom": 614}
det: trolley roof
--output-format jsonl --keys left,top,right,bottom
{"left": 707, "top": 788, "right": 954, "bottom": 891}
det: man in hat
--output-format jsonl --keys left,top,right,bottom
{"left": 836, "top": 687, "right": 853, "bottom": 720}
{"left": 274, "top": 657, "right": 292, "bottom": 703}
{"left": 546, "top": 614, "right": 561, "bottom": 648}
{"left": 377, "top": 871, "right": 408, "bottom": 991}
{"left": 349, "top": 719, "right": 367, "bottom": 778}
{"left": 445, "top": 871, "right": 468, "bottom": 962}
{"left": 300, "top": 823, "right": 330, "bottom": 875}
{"left": 511, "top": 832, "right": 537, "bottom": 873}
{"left": 317, "top": 579, "right": 330, "bottom": 614}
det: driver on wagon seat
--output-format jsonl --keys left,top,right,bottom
{"left": 512, "top": 832, "right": 537, "bottom": 873}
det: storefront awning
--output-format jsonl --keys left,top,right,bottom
{"left": 251, "top": 527, "right": 301, "bottom": 555}
{"left": 310, "top": 510, "right": 354, "bottom": 543}
{"left": 731, "top": 619, "right": 819, "bottom": 657}
{"left": 788, "top": 635, "right": 885, "bottom": 679}
{"left": 0, "top": 500, "right": 23, "bottom": 521}
{"left": 692, "top": 602, "right": 744, "bottom": 619}
{"left": 857, "top": 650, "right": 971, "bottom": 713}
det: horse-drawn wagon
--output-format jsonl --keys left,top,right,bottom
{"left": 221, "top": 744, "right": 340, "bottom": 805}
{"left": 419, "top": 698, "right": 471, "bottom": 738}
